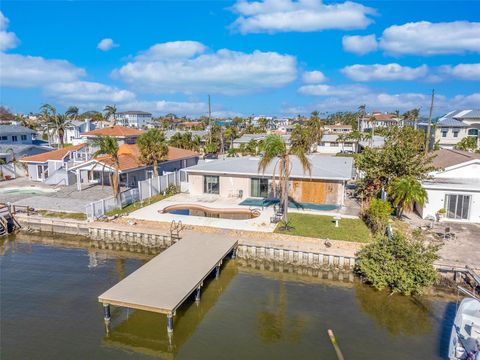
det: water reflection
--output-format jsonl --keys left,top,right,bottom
{"left": 354, "top": 282, "right": 433, "bottom": 336}
{"left": 103, "top": 262, "right": 238, "bottom": 358}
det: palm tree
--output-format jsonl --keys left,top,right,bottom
{"left": 103, "top": 105, "right": 117, "bottom": 125}
{"left": 307, "top": 111, "right": 323, "bottom": 148}
{"left": 48, "top": 113, "right": 72, "bottom": 148}
{"left": 358, "top": 104, "right": 366, "bottom": 132}
{"left": 40, "top": 103, "right": 56, "bottom": 144}
{"left": 65, "top": 106, "right": 79, "bottom": 120}
{"left": 258, "top": 134, "right": 311, "bottom": 225}
{"left": 388, "top": 175, "right": 427, "bottom": 218}
{"left": 137, "top": 129, "right": 168, "bottom": 176}
{"left": 224, "top": 127, "right": 237, "bottom": 150}
{"left": 92, "top": 136, "right": 120, "bottom": 202}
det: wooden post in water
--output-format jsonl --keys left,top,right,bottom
{"left": 328, "top": 329, "right": 345, "bottom": 360}
{"left": 167, "top": 313, "right": 174, "bottom": 333}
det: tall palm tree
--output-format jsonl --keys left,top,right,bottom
{"left": 358, "top": 104, "right": 366, "bottom": 132}
{"left": 65, "top": 106, "right": 79, "bottom": 120}
{"left": 92, "top": 136, "right": 120, "bottom": 202}
{"left": 48, "top": 113, "right": 72, "bottom": 148}
{"left": 388, "top": 175, "right": 427, "bottom": 218}
{"left": 103, "top": 105, "right": 117, "bottom": 125}
{"left": 40, "top": 103, "right": 56, "bottom": 144}
{"left": 258, "top": 134, "right": 311, "bottom": 225}
{"left": 224, "top": 127, "right": 237, "bottom": 150}
{"left": 137, "top": 129, "right": 168, "bottom": 176}
{"left": 307, "top": 111, "right": 323, "bottom": 147}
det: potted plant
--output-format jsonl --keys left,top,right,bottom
{"left": 436, "top": 208, "right": 446, "bottom": 221}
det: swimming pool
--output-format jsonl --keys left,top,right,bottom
{"left": 239, "top": 198, "right": 339, "bottom": 211}
{"left": 0, "top": 187, "right": 56, "bottom": 195}
{"left": 160, "top": 204, "right": 260, "bottom": 220}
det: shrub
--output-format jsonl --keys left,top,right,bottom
{"left": 165, "top": 184, "right": 179, "bottom": 196}
{"left": 364, "top": 198, "right": 392, "bottom": 235}
{"left": 355, "top": 232, "right": 439, "bottom": 296}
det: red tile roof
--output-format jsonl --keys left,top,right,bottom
{"left": 20, "top": 144, "right": 86, "bottom": 163}
{"left": 94, "top": 144, "right": 198, "bottom": 172}
{"left": 81, "top": 125, "right": 144, "bottom": 137}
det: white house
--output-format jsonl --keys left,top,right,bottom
{"left": 317, "top": 134, "right": 355, "bottom": 154}
{"left": 419, "top": 149, "right": 480, "bottom": 223}
{"left": 116, "top": 111, "right": 152, "bottom": 129}
{"left": 433, "top": 110, "right": 480, "bottom": 149}
{"left": 50, "top": 119, "right": 96, "bottom": 145}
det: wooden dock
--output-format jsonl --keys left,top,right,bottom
{"left": 98, "top": 235, "right": 237, "bottom": 332}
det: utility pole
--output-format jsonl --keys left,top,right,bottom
{"left": 425, "top": 89, "right": 435, "bottom": 154}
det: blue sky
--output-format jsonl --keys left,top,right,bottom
{"left": 1, "top": 0, "right": 479, "bottom": 118}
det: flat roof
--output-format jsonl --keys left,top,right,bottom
{"left": 186, "top": 155, "right": 354, "bottom": 181}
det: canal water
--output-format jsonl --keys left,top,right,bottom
{"left": 1, "top": 234, "right": 456, "bottom": 359}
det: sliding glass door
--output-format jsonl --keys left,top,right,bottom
{"left": 445, "top": 194, "right": 470, "bottom": 220}
{"left": 251, "top": 178, "right": 269, "bottom": 198}
{"left": 204, "top": 176, "right": 219, "bottom": 194}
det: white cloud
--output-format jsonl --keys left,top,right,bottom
{"left": 230, "top": 0, "right": 376, "bottom": 34}
{"left": 342, "top": 34, "right": 377, "bottom": 55}
{"left": 302, "top": 70, "right": 327, "bottom": 84}
{"left": 380, "top": 21, "right": 480, "bottom": 56}
{"left": 439, "top": 63, "right": 480, "bottom": 80}
{"left": 342, "top": 63, "right": 428, "bottom": 81}
{"left": 298, "top": 84, "right": 369, "bottom": 96}
{"left": 45, "top": 81, "right": 135, "bottom": 104}
{"left": 97, "top": 38, "right": 119, "bottom": 51}
{"left": 135, "top": 41, "right": 207, "bottom": 60}
{"left": 0, "top": 53, "right": 86, "bottom": 88}
{"left": 113, "top": 41, "right": 297, "bottom": 95}
{"left": 0, "top": 11, "right": 20, "bottom": 51}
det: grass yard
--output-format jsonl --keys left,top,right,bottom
{"left": 106, "top": 193, "right": 167, "bottom": 216}
{"left": 275, "top": 212, "right": 371, "bottom": 243}
{"left": 37, "top": 210, "right": 87, "bottom": 220}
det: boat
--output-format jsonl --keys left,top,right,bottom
{"left": 449, "top": 296, "right": 480, "bottom": 359}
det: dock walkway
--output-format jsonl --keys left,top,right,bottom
{"left": 98, "top": 235, "right": 237, "bottom": 332}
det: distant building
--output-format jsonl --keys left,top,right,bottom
{"left": 359, "top": 112, "right": 403, "bottom": 132}
{"left": 317, "top": 134, "right": 355, "bottom": 154}
{"left": 80, "top": 125, "right": 144, "bottom": 145}
{"left": 116, "top": 111, "right": 152, "bottom": 129}
{"left": 0, "top": 125, "right": 36, "bottom": 145}
{"left": 324, "top": 124, "right": 352, "bottom": 134}
{"left": 418, "top": 149, "right": 480, "bottom": 223}
{"left": 432, "top": 110, "right": 480, "bottom": 149}
{"left": 50, "top": 119, "right": 96, "bottom": 146}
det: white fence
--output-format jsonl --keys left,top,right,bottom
{"left": 85, "top": 188, "right": 140, "bottom": 220}
{"left": 85, "top": 171, "right": 187, "bottom": 220}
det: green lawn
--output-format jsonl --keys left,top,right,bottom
{"left": 274, "top": 213, "right": 371, "bottom": 243}
{"left": 37, "top": 210, "right": 87, "bottom": 220}
{"left": 106, "top": 193, "right": 167, "bottom": 216}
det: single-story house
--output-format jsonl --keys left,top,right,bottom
{"left": 20, "top": 144, "right": 89, "bottom": 185}
{"left": 323, "top": 124, "right": 352, "bottom": 134}
{"left": 317, "top": 134, "right": 356, "bottom": 154}
{"left": 69, "top": 144, "right": 199, "bottom": 190}
{"left": 232, "top": 134, "right": 291, "bottom": 149}
{"left": 185, "top": 155, "right": 354, "bottom": 205}
{"left": 0, "top": 125, "right": 36, "bottom": 145}
{"left": 418, "top": 149, "right": 480, "bottom": 223}
{"left": 80, "top": 125, "right": 144, "bottom": 145}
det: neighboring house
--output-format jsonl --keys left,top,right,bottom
{"left": 358, "top": 136, "right": 386, "bottom": 151}
{"left": 80, "top": 125, "right": 144, "bottom": 145}
{"left": 0, "top": 125, "right": 36, "bottom": 145}
{"left": 185, "top": 155, "right": 354, "bottom": 205}
{"left": 20, "top": 144, "right": 89, "bottom": 185}
{"left": 50, "top": 119, "right": 96, "bottom": 145}
{"left": 324, "top": 124, "right": 352, "bottom": 134}
{"left": 70, "top": 144, "right": 199, "bottom": 190}
{"left": 317, "top": 134, "right": 355, "bottom": 154}
{"left": 433, "top": 110, "right": 480, "bottom": 149}
{"left": 418, "top": 149, "right": 480, "bottom": 223}
{"left": 232, "top": 134, "right": 291, "bottom": 149}
{"left": 116, "top": 111, "right": 153, "bottom": 129}
{"left": 359, "top": 112, "right": 403, "bottom": 132}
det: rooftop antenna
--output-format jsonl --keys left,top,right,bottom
{"left": 425, "top": 89, "right": 435, "bottom": 154}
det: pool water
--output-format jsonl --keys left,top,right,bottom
{"left": 239, "top": 197, "right": 340, "bottom": 211}
{"left": 0, "top": 187, "right": 55, "bottom": 195}
{"left": 1, "top": 234, "right": 455, "bottom": 359}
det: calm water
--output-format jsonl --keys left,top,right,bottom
{"left": 1, "top": 234, "right": 456, "bottom": 359}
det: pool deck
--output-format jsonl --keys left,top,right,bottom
{"left": 127, "top": 193, "right": 278, "bottom": 232}
{"left": 98, "top": 235, "right": 237, "bottom": 331}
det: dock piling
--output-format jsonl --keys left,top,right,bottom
{"left": 215, "top": 265, "right": 221, "bottom": 279}
{"left": 103, "top": 304, "right": 111, "bottom": 321}
{"left": 195, "top": 286, "right": 201, "bottom": 302}
{"left": 167, "top": 314, "right": 174, "bottom": 333}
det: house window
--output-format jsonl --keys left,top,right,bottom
{"left": 468, "top": 128, "right": 478, "bottom": 138}
{"left": 21, "top": 135, "right": 27, "bottom": 141}
{"left": 0, "top": 136, "right": 7, "bottom": 141}
{"left": 204, "top": 176, "right": 219, "bottom": 194}
{"left": 251, "top": 178, "right": 269, "bottom": 198}
{"left": 441, "top": 129, "right": 448, "bottom": 138}
{"left": 12, "top": 135, "right": 18, "bottom": 142}
{"left": 445, "top": 194, "right": 470, "bottom": 220}
{"left": 453, "top": 130, "right": 459, "bottom": 138}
